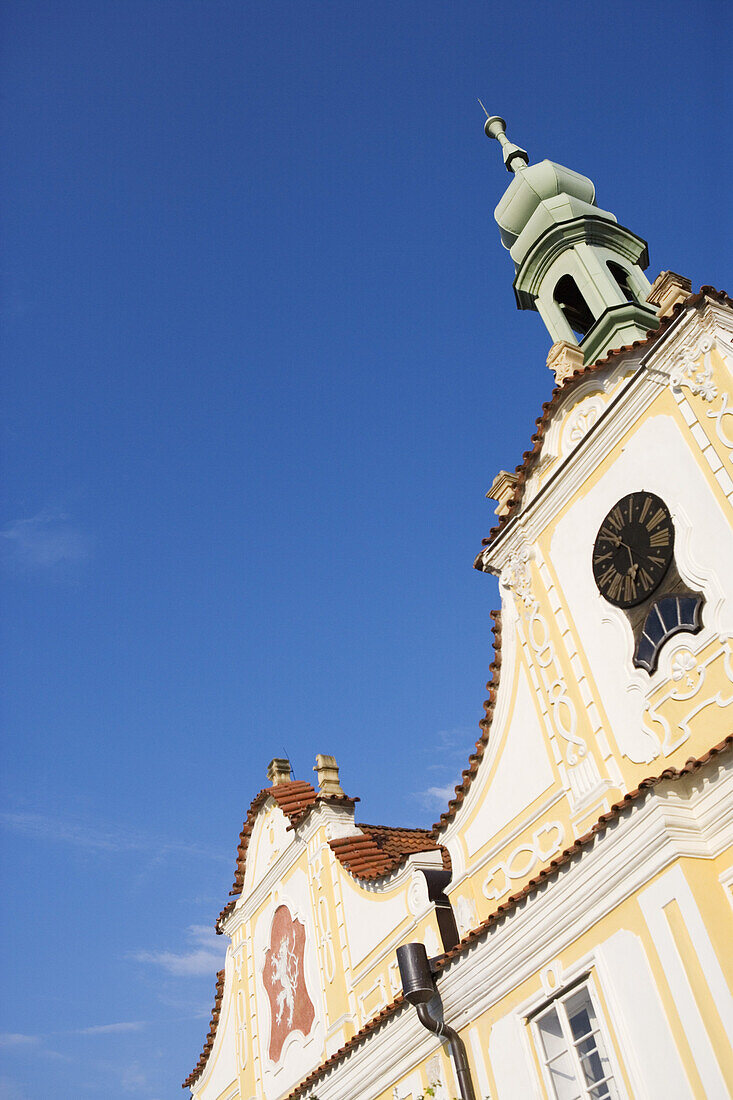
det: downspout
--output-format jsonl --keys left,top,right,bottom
{"left": 396, "top": 943, "right": 477, "bottom": 1100}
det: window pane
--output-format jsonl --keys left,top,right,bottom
{"left": 565, "top": 988, "right": 597, "bottom": 1041}
{"left": 565, "top": 989, "right": 618, "bottom": 1098}
{"left": 577, "top": 1038, "right": 604, "bottom": 1080}
{"left": 658, "top": 597, "right": 680, "bottom": 632}
{"left": 548, "top": 1056, "right": 583, "bottom": 1100}
{"left": 534, "top": 984, "right": 620, "bottom": 1100}
{"left": 538, "top": 1009, "right": 583, "bottom": 1100}
{"left": 538, "top": 1007, "right": 566, "bottom": 1061}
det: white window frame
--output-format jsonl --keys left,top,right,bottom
{"left": 529, "top": 975, "right": 626, "bottom": 1100}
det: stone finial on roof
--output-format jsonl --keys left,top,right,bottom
{"left": 481, "top": 109, "right": 529, "bottom": 174}
{"left": 313, "top": 754, "right": 345, "bottom": 797}
{"left": 487, "top": 470, "right": 520, "bottom": 518}
{"left": 267, "top": 758, "right": 292, "bottom": 786}
{"left": 646, "top": 270, "right": 692, "bottom": 318}
{"left": 546, "top": 339, "right": 585, "bottom": 384}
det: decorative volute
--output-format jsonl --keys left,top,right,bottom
{"left": 483, "top": 113, "right": 659, "bottom": 363}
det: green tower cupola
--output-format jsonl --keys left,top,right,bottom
{"left": 484, "top": 115, "right": 659, "bottom": 364}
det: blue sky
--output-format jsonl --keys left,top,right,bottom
{"left": 1, "top": 1, "right": 730, "bottom": 1096}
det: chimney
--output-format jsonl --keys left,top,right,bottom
{"left": 267, "top": 758, "right": 292, "bottom": 786}
{"left": 313, "top": 754, "right": 345, "bottom": 797}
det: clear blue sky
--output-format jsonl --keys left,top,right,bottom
{"left": 1, "top": 1, "right": 729, "bottom": 1096}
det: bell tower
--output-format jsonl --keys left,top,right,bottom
{"left": 484, "top": 114, "right": 659, "bottom": 363}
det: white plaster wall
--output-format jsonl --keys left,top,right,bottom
{"left": 253, "top": 868, "right": 326, "bottom": 1100}
{"left": 488, "top": 1013, "right": 542, "bottom": 1100}
{"left": 194, "top": 953, "right": 237, "bottom": 1100}
{"left": 551, "top": 414, "right": 733, "bottom": 763}
{"left": 464, "top": 664, "right": 555, "bottom": 857}
{"left": 244, "top": 804, "right": 294, "bottom": 896}
{"left": 338, "top": 875, "right": 409, "bottom": 970}
{"left": 596, "top": 929, "right": 694, "bottom": 1099}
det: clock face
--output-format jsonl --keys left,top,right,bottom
{"left": 592, "top": 491, "right": 674, "bottom": 608}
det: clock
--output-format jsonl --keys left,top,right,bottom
{"left": 592, "top": 491, "right": 674, "bottom": 609}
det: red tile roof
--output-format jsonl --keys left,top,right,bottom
{"left": 282, "top": 735, "right": 733, "bottom": 1099}
{"left": 431, "top": 608, "right": 502, "bottom": 832}
{"left": 215, "top": 779, "right": 342, "bottom": 930}
{"left": 182, "top": 968, "right": 225, "bottom": 1090}
{"left": 475, "top": 287, "right": 731, "bottom": 559}
{"left": 214, "top": 780, "right": 446, "bottom": 930}
{"left": 330, "top": 823, "right": 451, "bottom": 880}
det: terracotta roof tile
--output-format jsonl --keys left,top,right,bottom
{"left": 216, "top": 784, "right": 446, "bottom": 929}
{"left": 475, "top": 287, "right": 732, "bottom": 558}
{"left": 431, "top": 609, "right": 502, "bottom": 833}
{"left": 182, "top": 968, "right": 225, "bottom": 1089}
{"left": 330, "top": 823, "right": 449, "bottom": 880}
{"left": 283, "top": 735, "right": 733, "bottom": 1099}
{"left": 215, "top": 780, "right": 320, "bottom": 930}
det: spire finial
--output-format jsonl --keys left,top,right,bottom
{"left": 480, "top": 109, "right": 529, "bottom": 174}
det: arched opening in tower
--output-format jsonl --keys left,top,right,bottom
{"left": 607, "top": 261, "right": 636, "bottom": 303}
{"left": 553, "top": 274, "right": 595, "bottom": 338}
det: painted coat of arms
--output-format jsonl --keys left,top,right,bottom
{"left": 262, "top": 905, "right": 315, "bottom": 1062}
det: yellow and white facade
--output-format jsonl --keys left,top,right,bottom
{"left": 184, "top": 121, "right": 733, "bottom": 1100}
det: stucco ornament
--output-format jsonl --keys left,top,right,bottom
{"left": 407, "top": 871, "right": 430, "bottom": 916}
{"left": 455, "top": 893, "right": 478, "bottom": 936}
{"left": 650, "top": 304, "right": 731, "bottom": 405}
{"left": 426, "top": 1054, "right": 443, "bottom": 1091}
{"left": 671, "top": 649, "right": 697, "bottom": 687}
{"left": 262, "top": 905, "right": 315, "bottom": 1063}
{"left": 500, "top": 541, "right": 534, "bottom": 608}
{"left": 667, "top": 347, "right": 717, "bottom": 402}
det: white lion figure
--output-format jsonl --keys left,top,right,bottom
{"left": 272, "top": 931, "right": 299, "bottom": 1027}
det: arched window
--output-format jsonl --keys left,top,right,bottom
{"left": 553, "top": 275, "right": 595, "bottom": 337}
{"left": 633, "top": 594, "right": 704, "bottom": 674}
{"left": 607, "top": 261, "right": 636, "bottom": 303}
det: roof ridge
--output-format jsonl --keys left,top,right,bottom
{"left": 218, "top": 781, "right": 321, "bottom": 920}
{"left": 182, "top": 968, "right": 225, "bottom": 1089}
{"left": 328, "top": 823, "right": 446, "bottom": 881}
{"left": 432, "top": 609, "right": 502, "bottom": 833}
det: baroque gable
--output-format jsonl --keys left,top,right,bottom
{"left": 183, "top": 93, "right": 732, "bottom": 1100}
{"left": 435, "top": 288, "right": 733, "bottom": 934}
{"left": 187, "top": 766, "right": 458, "bottom": 1096}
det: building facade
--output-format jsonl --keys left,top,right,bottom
{"left": 184, "top": 118, "right": 733, "bottom": 1100}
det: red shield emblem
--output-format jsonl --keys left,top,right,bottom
{"left": 262, "top": 905, "right": 315, "bottom": 1062}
